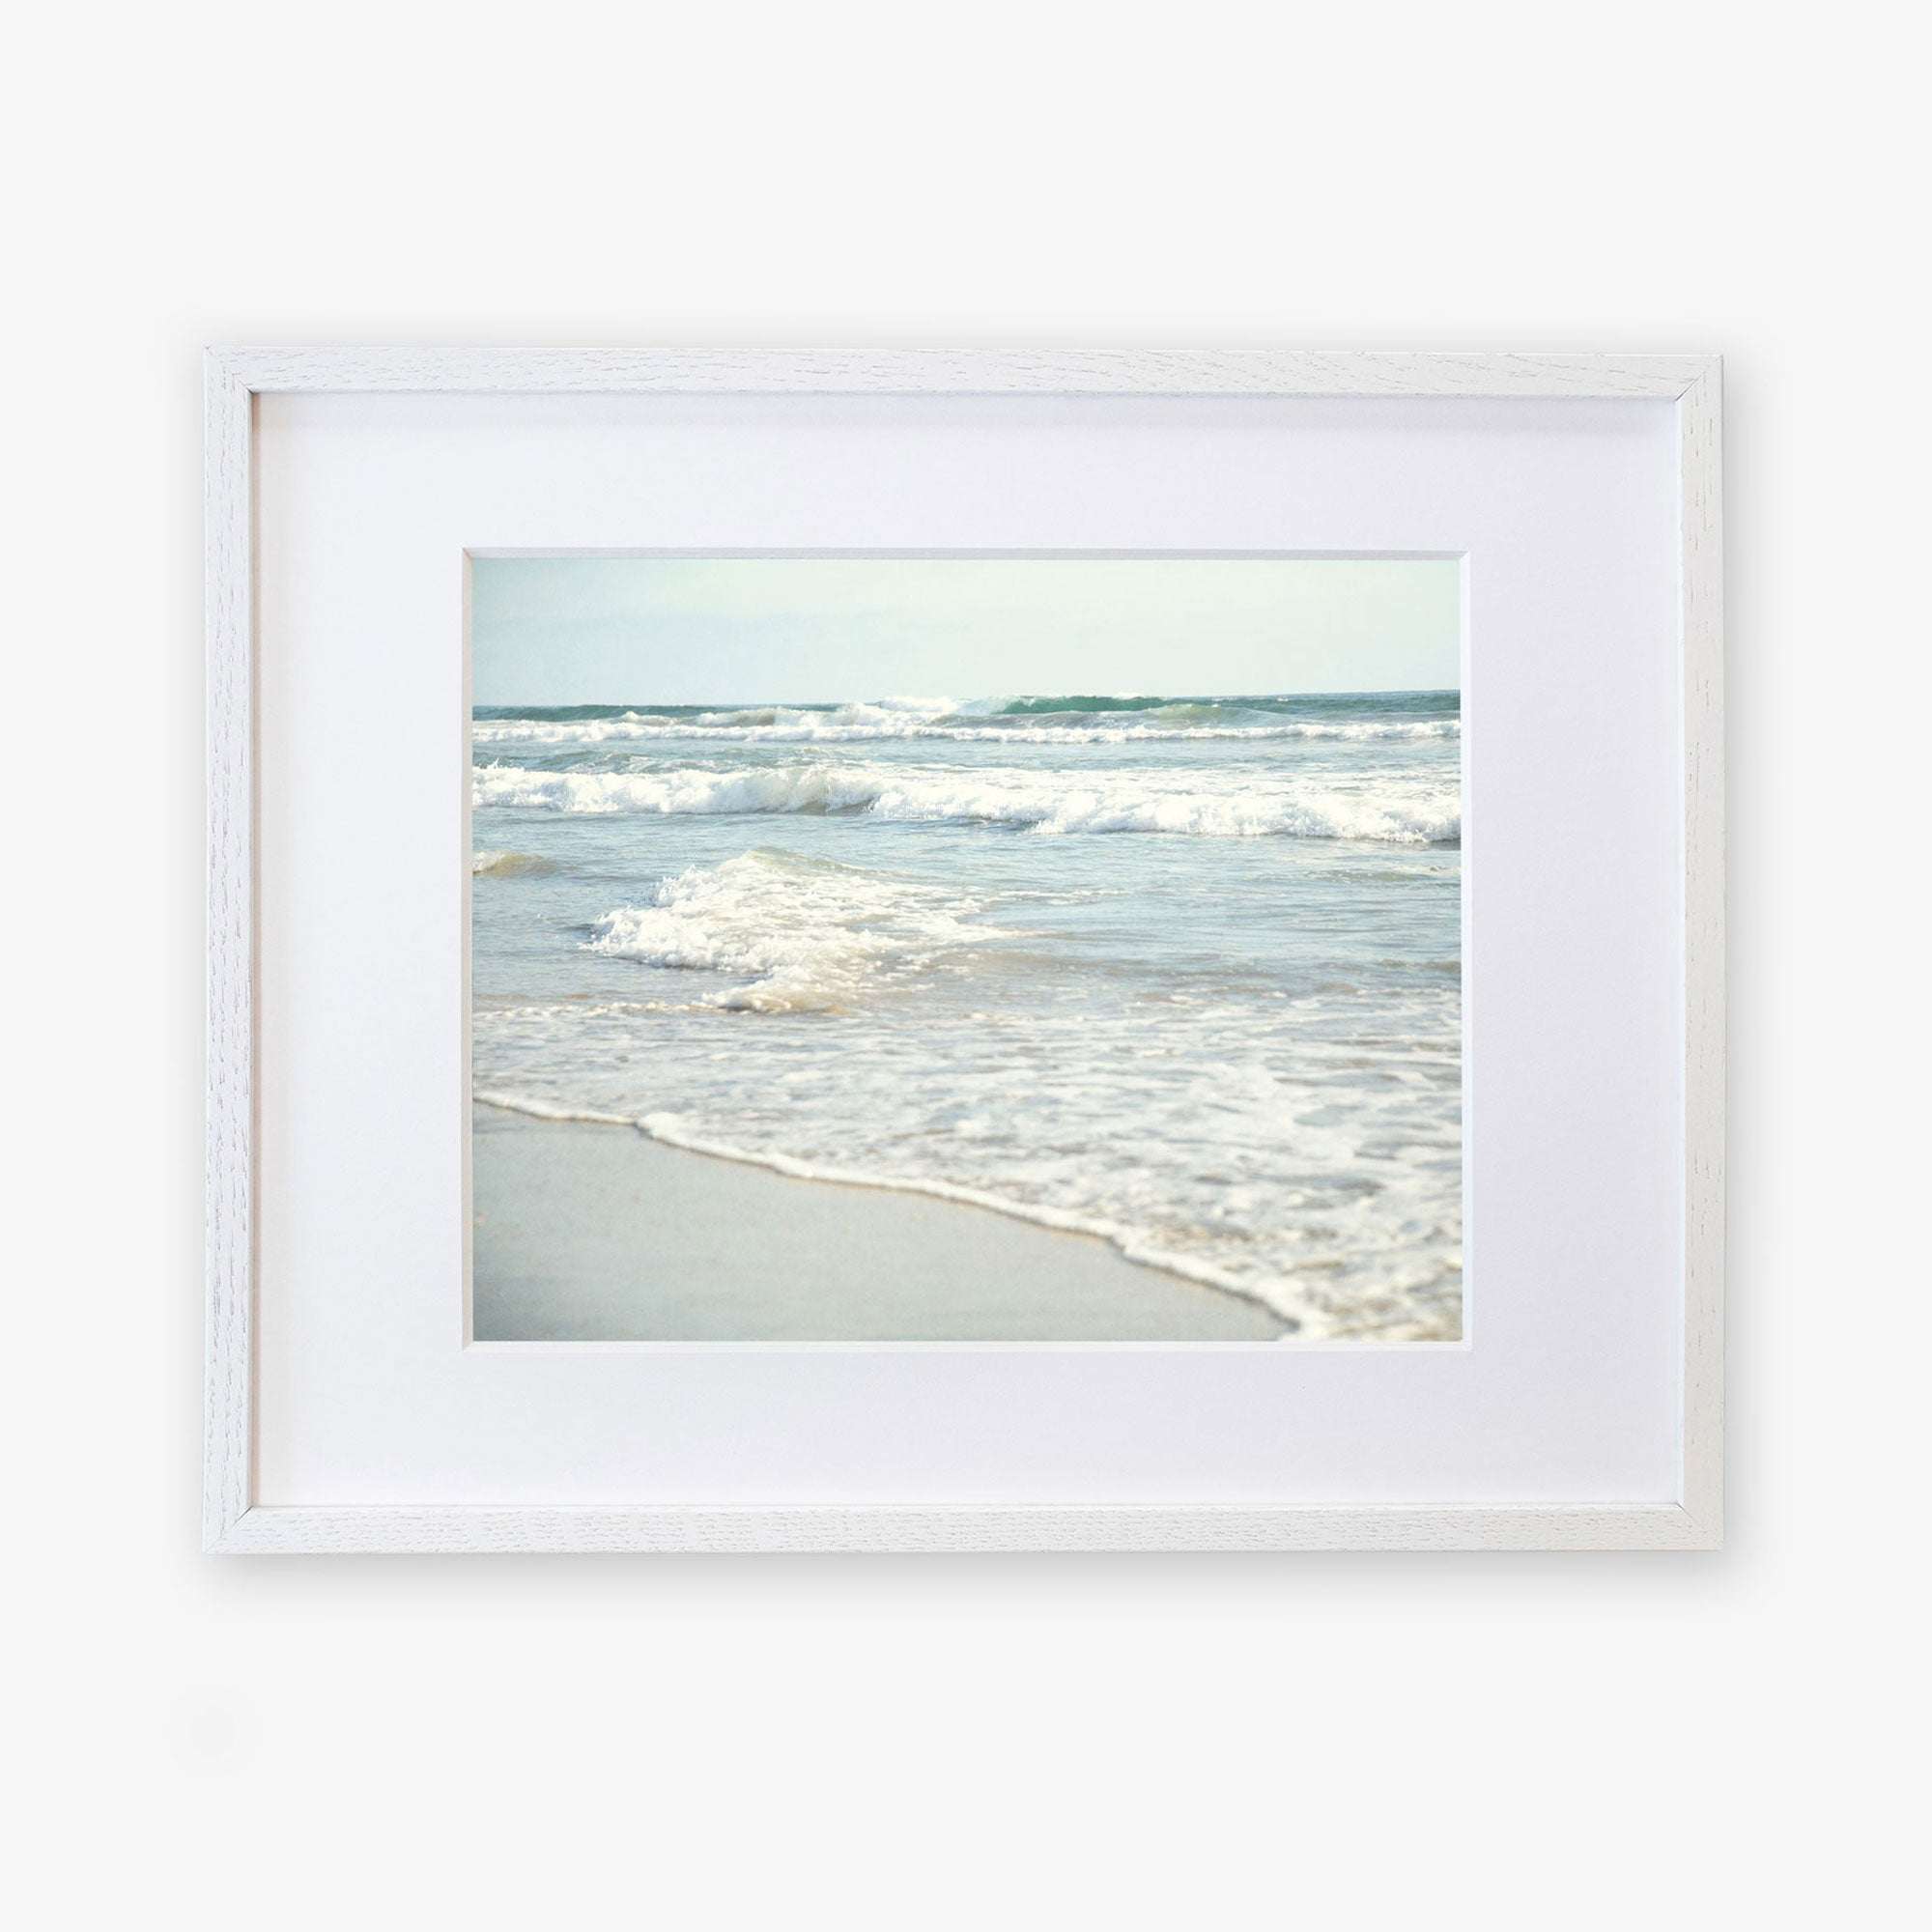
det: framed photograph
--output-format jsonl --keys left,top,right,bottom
{"left": 205, "top": 348, "right": 1721, "bottom": 1551}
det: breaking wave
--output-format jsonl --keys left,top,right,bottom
{"left": 471, "top": 848, "right": 555, "bottom": 877}
{"left": 475, "top": 760, "right": 1458, "bottom": 844}
{"left": 583, "top": 848, "right": 982, "bottom": 1012}
{"left": 473, "top": 701, "right": 1458, "bottom": 748}
{"left": 469, "top": 685, "right": 1463, "bottom": 1337}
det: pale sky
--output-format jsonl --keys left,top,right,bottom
{"left": 469, "top": 556, "right": 1460, "bottom": 706}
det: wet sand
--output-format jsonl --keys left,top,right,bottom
{"left": 471, "top": 1104, "right": 1285, "bottom": 1342}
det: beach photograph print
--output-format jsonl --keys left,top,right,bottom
{"left": 470, "top": 556, "right": 1463, "bottom": 1343}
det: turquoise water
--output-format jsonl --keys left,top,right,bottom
{"left": 471, "top": 692, "right": 1462, "bottom": 1339}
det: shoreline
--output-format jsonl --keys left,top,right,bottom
{"left": 474, "top": 1089, "right": 1299, "bottom": 1321}
{"left": 472, "top": 1102, "right": 1289, "bottom": 1342}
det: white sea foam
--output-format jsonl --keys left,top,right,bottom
{"left": 471, "top": 709, "right": 1459, "bottom": 747}
{"left": 583, "top": 848, "right": 982, "bottom": 1012}
{"left": 471, "top": 1089, "right": 1318, "bottom": 1328}
{"left": 476, "top": 841, "right": 1463, "bottom": 1337}
{"left": 470, "top": 686, "right": 1464, "bottom": 1340}
{"left": 475, "top": 760, "right": 1459, "bottom": 843}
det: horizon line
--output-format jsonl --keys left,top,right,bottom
{"left": 471, "top": 685, "right": 1463, "bottom": 707}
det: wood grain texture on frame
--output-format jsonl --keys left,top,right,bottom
{"left": 205, "top": 348, "right": 1723, "bottom": 1553}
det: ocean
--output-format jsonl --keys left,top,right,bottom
{"left": 470, "top": 690, "right": 1462, "bottom": 1340}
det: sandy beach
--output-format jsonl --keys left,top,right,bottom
{"left": 472, "top": 1104, "right": 1287, "bottom": 1341}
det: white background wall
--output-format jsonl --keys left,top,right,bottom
{"left": 8, "top": 4, "right": 1923, "bottom": 1925}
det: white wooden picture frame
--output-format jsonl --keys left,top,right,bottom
{"left": 206, "top": 348, "right": 1722, "bottom": 1552}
